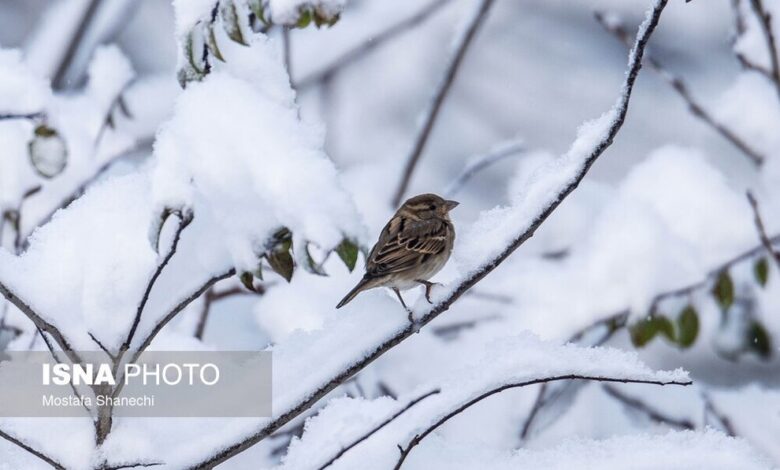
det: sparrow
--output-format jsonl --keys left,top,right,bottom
{"left": 336, "top": 193, "right": 458, "bottom": 318}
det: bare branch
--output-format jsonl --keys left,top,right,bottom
{"left": 52, "top": 0, "right": 103, "bottom": 90}
{"left": 121, "top": 212, "right": 193, "bottom": 353}
{"left": 0, "top": 112, "right": 45, "bottom": 121}
{"left": 186, "top": 2, "right": 670, "bottom": 466}
{"left": 602, "top": 384, "right": 695, "bottom": 430}
{"left": 443, "top": 139, "right": 526, "bottom": 197}
{"left": 747, "top": 0, "right": 780, "bottom": 101}
{"left": 296, "top": 0, "right": 452, "bottom": 89}
{"left": 392, "top": 0, "right": 497, "bottom": 207}
{"left": 317, "top": 389, "right": 440, "bottom": 470}
{"left": 595, "top": 11, "right": 765, "bottom": 166}
{"left": 746, "top": 191, "right": 780, "bottom": 269}
{"left": 394, "top": 375, "right": 691, "bottom": 469}
{"left": 194, "top": 286, "right": 260, "bottom": 340}
{"left": 702, "top": 392, "right": 737, "bottom": 437}
{"left": 0, "top": 427, "right": 66, "bottom": 470}
{"left": 0, "top": 281, "right": 82, "bottom": 366}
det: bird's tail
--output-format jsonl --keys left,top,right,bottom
{"left": 336, "top": 276, "right": 376, "bottom": 309}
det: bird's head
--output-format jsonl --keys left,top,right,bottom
{"left": 399, "top": 193, "right": 459, "bottom": 220}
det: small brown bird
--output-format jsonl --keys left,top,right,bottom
{"left": 336, "top": 193, "right": 458, "bottom": 317}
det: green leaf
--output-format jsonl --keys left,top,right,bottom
{"left": 248, "top": 0, "right": 270, "bottom": 26}
{"left": 335, "top": 239, "right": 359, "bottom": 272}
{"left": 206, "top": 24, "right": 225, "bottom": 62}
{"left": 676, "top": 305, "right": 699, "bottom": 348}
{"left": 29, "top": 125, "right": 67, "bottom": 179}
{"left": 655, "top": 315, "right": 675, "bottom": 343}
{"left": 712, "top": 270, "right": 734, "bottom": 310}
{"left": 267, "top": 250, "right": 294, "bottom": 282}
{"left": 239, "top": 271, "right": 256, "bottom": 292}
{"left": 296, "top": 9, "right": 312, "bottom": 28}
{"left": 754, "top": 257, "right": 769, "bottom": 287}
{"left": 747, "top": 321, "right": 772, "bottom": 359}
{"left": 221, "top": 0, "right": 248, "bottom": 45}
{"left": 303, "top": 243, "right": 327, "bottom": 276}
{"left": 630, "top": 316, "right": 658, "bottom": 348}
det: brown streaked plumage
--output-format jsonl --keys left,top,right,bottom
{"left": 336, "top": 193, "right": 458, "bottom": 313}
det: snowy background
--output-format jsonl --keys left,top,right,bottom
{"left": 0, "top": 0, "right": 779, "bottom": 468}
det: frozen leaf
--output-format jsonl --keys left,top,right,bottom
{"left": 335, "top": 239, "right": 359, "bottom": 272}
{"left": 266, "top": 228, "right": 294, "bottom": 282}
{"left": 206, "top": 23, "right": 225, "bottom": 62}
{"left": 754, "top": 257, "right": 769, "bottom": 287}
{"left": 712, "top": 270, "right": 734, "bottom": 310}
{"left": 221, "top": 0, "right": 248, "bottom": 46}
{"left": 28, "top": 124, "right": 67, "bottom": 178}
{"left": 303, "top": 243, "right": 327, "bottom": 276}
{"left": 676, "top": 306, "right": 699, "bottom": 349}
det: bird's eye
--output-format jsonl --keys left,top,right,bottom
{"left": 428, "top": 204, "right": 435, "bottom": 210}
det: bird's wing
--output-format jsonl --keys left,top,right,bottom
{"left": 366, "top": 218, "right": 450, "bottom": 278}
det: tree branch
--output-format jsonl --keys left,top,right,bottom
{"left": 748, "top": 0, "right": 780, "bottom": 101}
{"left": 519, "top": 231, "right": 780, "bottom": 440}
{"left": 746, "top": 191, "right": 780, "bottom": 269}
{"left": 194, "top": 286, "right": 260, "bottom": 340}
{"left": 296, "top": 0, "right": 452, "bottom": 90}
{"left": 443, "top": 139, "right": 526, "bottom": 197}
{"left": 602, "top": 383, "right": 695, "bottom": 430}
{"left": 0, "top": 281, "right": 82, "bottom": 366}
{"left": 185, "top": 2, "right": 670, "bottom": 466}
{"left": 0, "top": 427, "right": 66, "bottom": 470}
{"left": 394, "top": 375, "right": 691, "bottom": 469}
{"left": 120, "top": 211, "right": 193, "bottom": 353}
{"left": 317, "top": 389, "right": 440, "bottom": 470}
{"left": 595, "top": 10, "right": 765, "bottom": 166}
{"left": 702, "top": 392, "right": 737, "bottom": 437}
{"left": 392, "top": 0, "right": 496, "bottom": 207}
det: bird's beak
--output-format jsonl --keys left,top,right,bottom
{"left": 445, "top": 200, "right": 460, "bottom": 211}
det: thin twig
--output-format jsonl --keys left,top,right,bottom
{"left": 748, "top": 0, "right": 780, "bottom": 101}
{"left": 317, "top": 390, "right": 440, "bottom": 470}
{"left": 392, "top": 0, "right": 496, "bottom": 207}
{"left": 194, "top": 286, "right": 259, "bottom": 340}
{"left": 595, "top": 10, "right": 765, "bottom": 166}
{"left": 186, "top": 2, "right": 669, "bottom": 466}
{"left": 282, "top": 27, "right": 293, "bottom": 83}
{"left": 0, "top": 112, "right": 45, "bottom": 121}
{"left": 52, "top": 0, "right": 103, "bottom": 89}
{"left": 296, "top": 0, "right": 452, "bottom": 89}
{"left": 519, "top": 232, "right": 780, "bottom": 440}
{"left": 111, "top": 269, "right": 236, "bottom": 399}
{"left": 0, "top": 428, "right": 66, "bottom": 470}
{"left": 120, "top": 212, "right": 192, "bottom": 352}
{"left": 394, "top": 375, "right": 691, "bottom": 469}
{"left": 602, "top": 383, "right": 695, "bottom": 430}
{"left": 746, "top": 191, "right": 780, "bottom": 269}
{"left": 443, "top": 139, "right": 526, "bottom": 197}
{"left": 0, "top": 281, "right": 82, "bottom": 366}
{"left": 702, "top": 392, "right": 737, "bottom": 437}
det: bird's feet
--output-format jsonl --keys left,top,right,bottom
{"left": 416, "top": 280, "right": 438, "bottom": 304}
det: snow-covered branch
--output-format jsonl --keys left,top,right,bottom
{"left": 0, "top": 428, "right": 65, "bottom": 470}
{"left": 186, "top": 1, "right": 670, "bottom": 466}
{"left": 395, "top": 375, "right": 690, "bottom": 469}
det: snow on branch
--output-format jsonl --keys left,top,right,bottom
{"left": 443, "top": 138, "right": 527, "bottom": 198}
{"left": 279, "top": 333, "right": 689, "bottom": 469}
{"left": 182, "top": 1, "right": 671, "bottom": 466}
{"left": 392, "top": 0, "right": 496, "bottom": 207}
{"left": 394, "top": 375, "right": 689, "bottom": 470}
{"left": 747, "top": 0, "right": 780, "bottom": 101}
{"left": 0, "top": 427, "right": 66, "bottom": 470}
